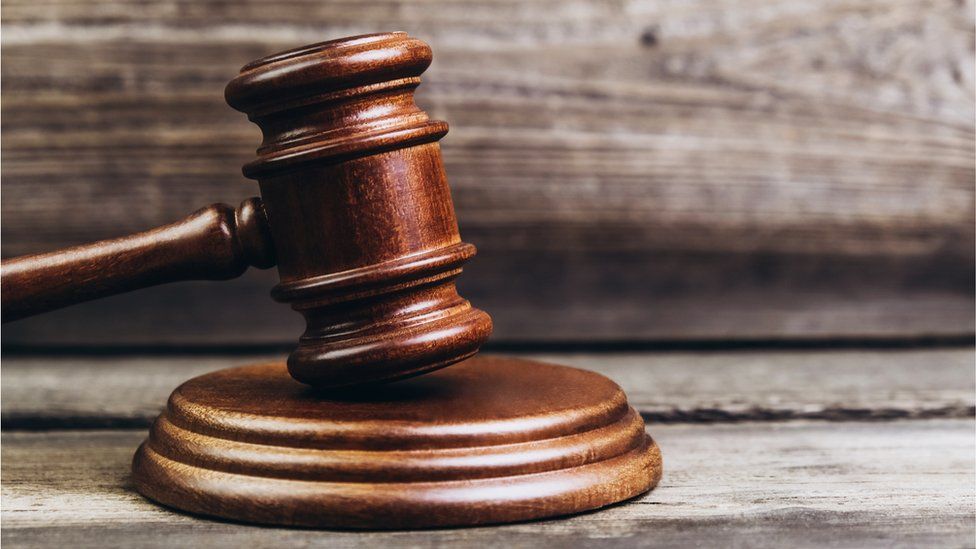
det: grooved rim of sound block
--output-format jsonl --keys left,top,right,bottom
{"left": 131, "top": 356, "right": 663, "bottom": 529}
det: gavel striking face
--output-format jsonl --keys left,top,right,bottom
{"left": 0, "top": 32, "right": 493, "bottom": 388}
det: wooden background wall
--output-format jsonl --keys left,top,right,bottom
{"left": 2, "top": 0, "right": 974, "bottom": 346}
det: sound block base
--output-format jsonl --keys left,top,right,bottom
{"left": 132, "top": 356, "right": 662, "bottom": 529}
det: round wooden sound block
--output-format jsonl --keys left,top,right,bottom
{"left": 131, "top": 356, "right": 662, "bottom": 529}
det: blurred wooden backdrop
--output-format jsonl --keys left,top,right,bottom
{"left": 2, "top": 0, "right": 974, "bottom": 346}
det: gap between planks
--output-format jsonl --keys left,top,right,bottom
{"left": 2, "top": 348, "right": 973, "bottom": 430}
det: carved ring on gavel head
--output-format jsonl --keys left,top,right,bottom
{"left": 0, "top": 32, "right": 492, "bottom": 388}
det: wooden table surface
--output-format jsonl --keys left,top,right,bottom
{"left": 3, "top": 347, "right": 974, "bottom": 547}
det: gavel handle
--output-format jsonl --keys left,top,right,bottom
{"left": 1, "top": 197, "right": 275, "bottom": 322}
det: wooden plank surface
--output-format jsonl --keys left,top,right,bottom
{"left": 3, "top": 420, "right": 974, "bottom": 547}
{"left": 2, "top": 0, "right": 973, "bottom": 344}
{"left": 4, "top": 348, "right": 973, "bottom": 428}
{"left": 3, "top": 348, "right": 973, "bottom": 545}
{"left": 2, "top": 256, "right": 973, "bottom": 345}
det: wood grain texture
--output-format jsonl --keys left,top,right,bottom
{"left": 2, "top": 0, "right": 974, "bottom": 343}
{"left": 3, "top": 0, "right": 972, "bottom": 256}
{"left": 4, "top": 349, "right": 973, "bottom": 428}
{"left": 3, "top": 420, "right": 974, "bottom": 546}
{"left": 2, "top": 250, "right": 973, "bottom": 345}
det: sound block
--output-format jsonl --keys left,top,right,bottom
{"left": 132, "top": 355, "right": 662, "bottom": 529}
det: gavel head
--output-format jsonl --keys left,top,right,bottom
{"left": 224, "top": 32, "right": 492, "bottom": 388}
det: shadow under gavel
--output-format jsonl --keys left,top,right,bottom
{"left": 0, "top": 32, "right": 492, "bottom": 389}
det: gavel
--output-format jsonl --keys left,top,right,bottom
{"left": 3, "top": 33, "right": 662, "bottom": 529}
{"left": 1, "top": 32, "right": 492, "bottom": 388}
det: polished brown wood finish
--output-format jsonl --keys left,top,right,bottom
{"left": 223, "top": 33, "right": 492, "bottom": 387}
{"left": 1, "top": 198, "right": 274, "bottom": 321}
{"left": 1, "top": 32, "right": 492, "bottom": 389}
{"left": 131, "top": 355, "right": 663, "bottom": 528}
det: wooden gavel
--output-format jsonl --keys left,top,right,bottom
{"left": 4, "top": 34, "right": 662, "bottom": 528}
{"left": 1, "top": 32, "right": 493, "bottom": 388}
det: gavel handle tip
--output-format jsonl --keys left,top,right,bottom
{"left": 1, "top": 197, "right": 276, "bottom": 322}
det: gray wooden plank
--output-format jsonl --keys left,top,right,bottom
{"left": 2, "top": 253, "right": 973, "bottom": 345}
{"left": 4, "top": 0, "right": 972, "bottom": 256}
{"left": 2, "top": 420, "right": 974, "bottom": 547}
{"left": 3, "top": 348, "right": 973, "bottom": 427}
{"left": 2, "top": 0, "right": 973, "bottom": 344}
